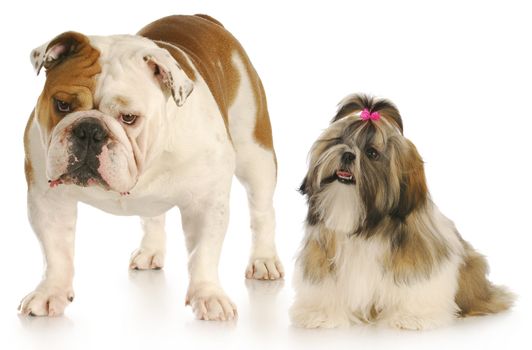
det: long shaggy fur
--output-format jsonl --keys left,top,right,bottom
{"left": 291, "top": 94, "right": 513, "bottom": 330}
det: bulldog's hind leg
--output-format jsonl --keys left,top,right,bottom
{"left": 229, "top": 54, "right": 283, "bottom": 281}
{"left": 130, "top": 214, "right": 166, "bottom": 270}
{"left": 236, "top": 146, "right": 283, "bottom": 280}
{"left": 19, "top": 189, "right": 77, "bottom": 316}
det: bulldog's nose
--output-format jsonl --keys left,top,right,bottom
{"left": 342, "top": 152, "right": 356, "bottom": 164}
{"left": 72, "top": 118, "right": 108, "bottom": 145}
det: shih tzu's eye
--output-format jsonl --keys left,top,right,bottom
{"left": 54, "top": 99, "right": 72, "bottom": 114}
{"left": 120, "top": 113, "right": 138, "bottom": 125}
{"left": 365, "top": 147, "right": 380, "bottom": 160}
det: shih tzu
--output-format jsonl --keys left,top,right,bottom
{"left": 290, "top": 94, "right": 513, "bottom": 330}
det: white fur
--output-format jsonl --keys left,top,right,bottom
{"left": 228, "top": 53, "right": 283, "bottom": 280}
{"left": 316, "top": 182, "right": 360, "bottom": 234}
{"left": 130, "top": 214, "right": 166, "bottom": 270}
{"left": 21, "top": 34, "right": 281, "bottom": 319}
{"left": 291, "top": 204, "right": 465, "bottom": 330}
{"left": 19, "top": 184, "right": 77, "bottom": 316}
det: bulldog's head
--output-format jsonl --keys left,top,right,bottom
{"left": 31, "top": 31, "right": 194, "bottom": 193}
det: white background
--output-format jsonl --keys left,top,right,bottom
{"left": 0, "top": 1, "right": 531, "bottom": 349}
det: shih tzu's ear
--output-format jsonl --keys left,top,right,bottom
{"left": 299, "top": 175, "right": 321, "bottom": 226}
{"left": 30, "top": 32, "right": 89, "bottom": 75}
{"left": 299, "top": 176, "right": 309, "bottom": 195}
{"left": 143, "top": 49, "right": 194, "bottom": 107}
{"left": 391, "top": 140, "right": 428, "bottom": 219}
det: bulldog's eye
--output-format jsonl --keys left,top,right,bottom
{"left": 120, "top": 113, "right": 138, "bottom": 125}
{"left": 54, "top": 99, "right": 72, "bottom": 114}
{"left": 365, "top": 147, "right": 380, "bottom": 160}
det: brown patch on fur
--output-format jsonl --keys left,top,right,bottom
{"left": 382, "top": 212, "right": 450, "bottom": 283}
{"left": 138, "top": 15, "right": 274, "bottom": 150}
{"left": 300, "top": 227, "right": 336, "bottom": 283}
{"left": 369, "top": 304, "right": 380, "bottom": 321}
{"left": 456, "top": 241, "right": 514, "bottom": 316}
{"left": 194, "top": 14, "right": 225, "bottom": 27}
{"left": 252, "top": 77, "right": 274, "bottom": 149}
{"left": 24, "top": 111, "right": 35, "bottom": 186}
{"left": 36, "top": 32, "right": 101, "bottom": 140}
{"left": 353, "top": 304, "right": 381, "bottom": 324}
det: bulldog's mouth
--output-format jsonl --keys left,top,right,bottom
{"left": 49, "top": 164, "right": 110, "bottom": 190}
{"left": 336, "top": 169, "right": 355, "bottom": 185}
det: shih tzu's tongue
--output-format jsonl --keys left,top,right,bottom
{"left": 336, "top": 170, "right": 353, "bottom": 181}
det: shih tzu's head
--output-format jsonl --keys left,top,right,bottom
{"left": 300, "top": 94, "right": 428, "bottom": 235}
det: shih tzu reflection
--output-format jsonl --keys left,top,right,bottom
{"left": 290, "top": 94, "right": 513, "bottom": 330}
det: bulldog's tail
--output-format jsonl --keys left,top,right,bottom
{"left": 194, "top": 14, "right": 224, "bottom": 27}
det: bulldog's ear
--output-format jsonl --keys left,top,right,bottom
{"left": 30, "top": 31, "right": 88, "bottom": 75}
{"left": 143, "top": 50, "right": 194, "bottom": 107}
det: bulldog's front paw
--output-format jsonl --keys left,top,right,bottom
{"left": 19, "top": 285, "right": 74, "bottom": 317}
{"left": 246, "top": 255, "right": 284, "bottom": 280}
{"left": 129, "top": 248, "right": 165, "bottom": 270}
{"left": 186, "top": 283, "right": 237, "bottom": 321}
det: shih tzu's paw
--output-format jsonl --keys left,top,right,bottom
{"left": 387, "top": 313, "right": 450, "bottom": 330}
{"left": 129, "top": 248, "right": 165, "bottom": 270}
{"left": 19, "top": 285, "right": 74, "bottom": 317}
{"left": 290, "top": 305, "right": 348, "bottom": 329}
{"left": 186, "top": 283, "right": 237, "bottom": 321}
{"left": 245, "top": 255, "right": 284, "bottom": 280}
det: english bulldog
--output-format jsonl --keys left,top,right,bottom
{"left": 20, "top": 14, "right": 283, "bottom": 320}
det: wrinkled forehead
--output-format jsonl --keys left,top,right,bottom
{"left": 89, "top": 35, "right": 159, "bottom": 107}
{"left": 40, "top": 36, "right": 101, "bottom": 98}
{"left": 90, "top": 34, "right": 157, "bottom": 56}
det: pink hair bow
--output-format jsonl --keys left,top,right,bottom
{"left": 360, "top": 108, "right": 381, "bottom": 121}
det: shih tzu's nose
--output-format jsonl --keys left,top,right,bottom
{"left": 341, "top": 152, "right": 356, "bottom": 164}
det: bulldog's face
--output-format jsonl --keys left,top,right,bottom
{"left": 31, "top": 32, "right": 193, "bottom": 193}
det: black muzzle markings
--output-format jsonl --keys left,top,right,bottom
{"left": 64, "top": 117, "right": 110, "bottom": 188}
